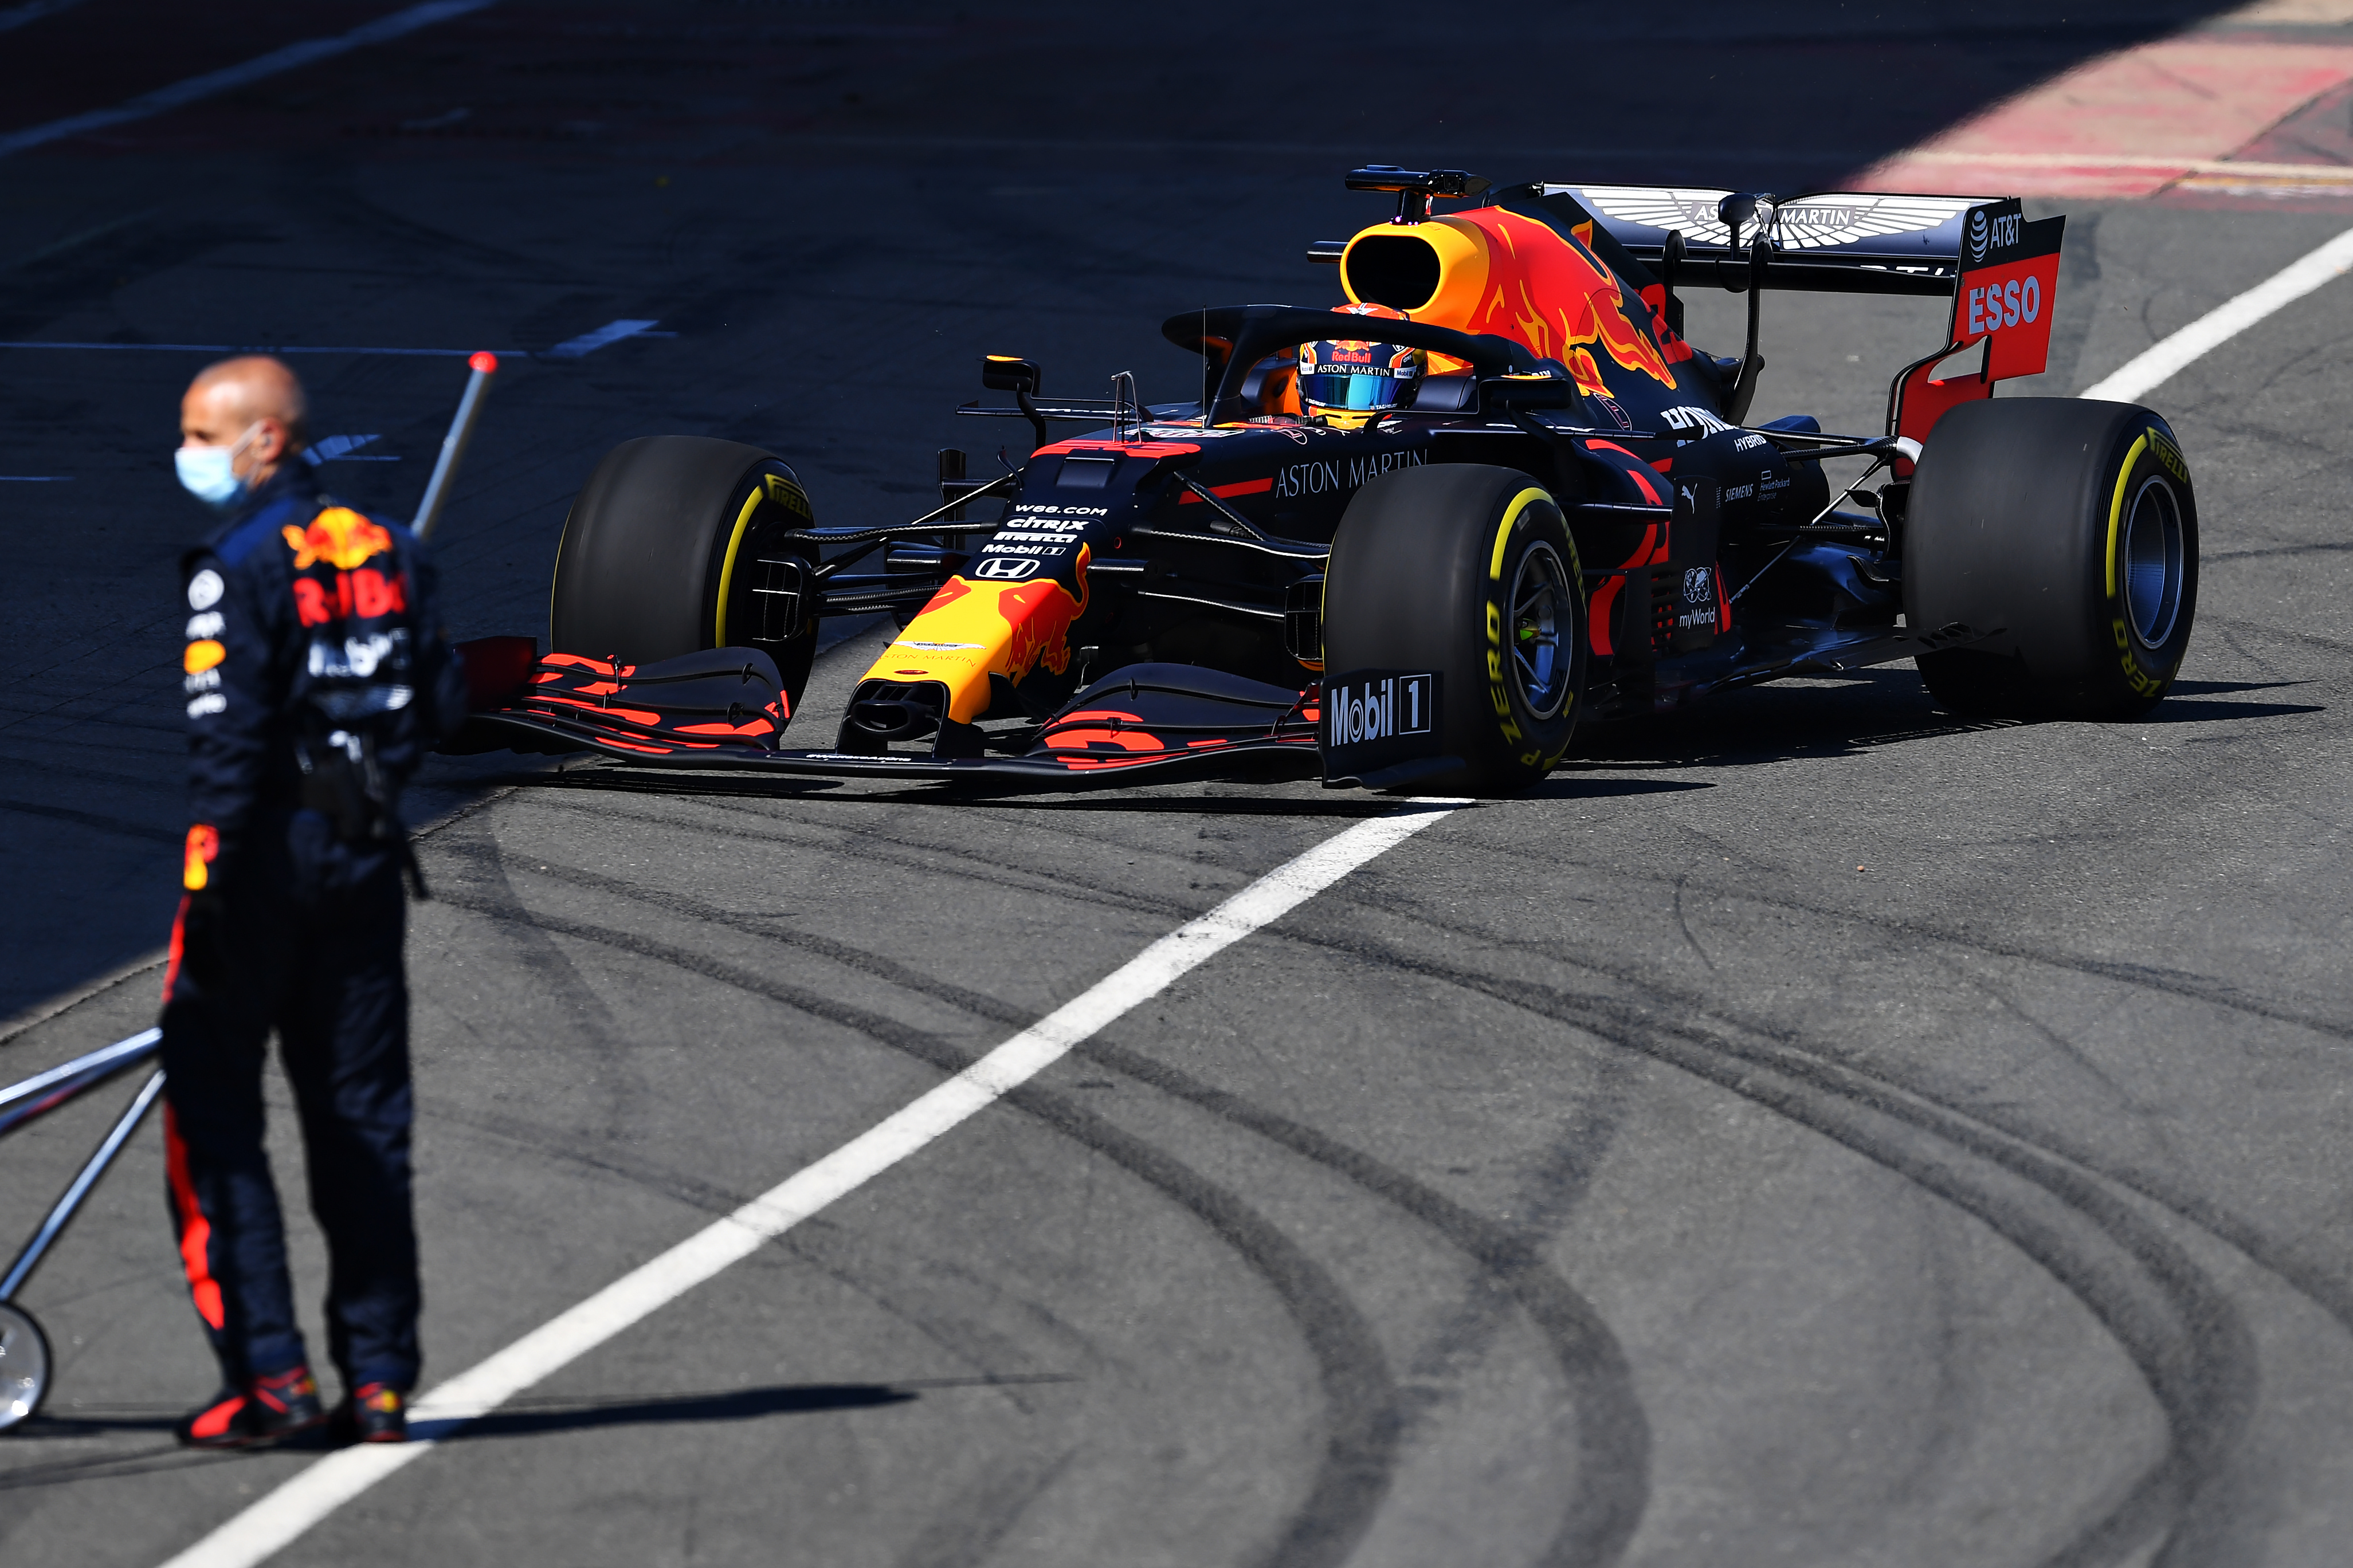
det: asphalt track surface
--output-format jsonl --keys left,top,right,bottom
{"left": 5, "top": 3, "right": 2353, "bottom": 1565}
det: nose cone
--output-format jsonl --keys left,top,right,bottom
{"left": 858, "top": 546, "right": 1093, "bottom": 728}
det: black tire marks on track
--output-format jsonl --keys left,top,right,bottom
{"left": 434, "top": 779, "right": 2344, "bottom": 1565}
{"left": 1317, "top": 819, "right": 2353, "bottom": 1561}
{"left": 455, "top": 831, "right": 2280, "bottom": 1566}
{"left": 520, "top": 781, "right": 2353, "bottom": 1052}
{"left": 1306, "top": 941, "right": 2269, "bottom": 1568}
{"left": 425, "top": 831, "right": 654, "bottom": 1153}
{"left": 479, "top": 845, "right": 1653, "bottom": 1567}
{"left": 424, "top": 869, "right": 1403, "bottom": 1568}
{"left": 424, "top": 837, "right": 1653, "bottom": 1568}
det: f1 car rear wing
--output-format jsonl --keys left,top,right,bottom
{"left": 1525, "top": 182, "right": 2063, "bottom": 447}
{"left": 1531, "top": 183, "right": 2026, "bottom": 299}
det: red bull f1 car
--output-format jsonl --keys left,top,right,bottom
{"left": 453, "top": 166, "right": 2198, "bottom": 793}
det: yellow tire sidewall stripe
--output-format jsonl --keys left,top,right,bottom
{"left": 712, "top": 485, "right": 765, "bottom": 647}
{"left": 2104, "top": 432, "right": 2149, "bottom": 601}
{"left": 1491, "top": 487, "right": 1552, "bottom": 581}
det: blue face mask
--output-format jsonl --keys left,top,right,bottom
{"left": 175, "top": 424, "right": 261, "bottom": 508}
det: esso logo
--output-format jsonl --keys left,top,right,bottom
{"left": 971, "top": 557, "right": 1038, "bottom": 581}
{"left": 1967, "top": 276, "right": 2041, "bottom": 336}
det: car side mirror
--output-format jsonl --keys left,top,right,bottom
{"left": 982, "top": 356, "right": 1041, "bottom": 395}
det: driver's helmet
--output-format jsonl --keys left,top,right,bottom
{"left": 1299, "top": 302, "right": 1426, "bottom": 427}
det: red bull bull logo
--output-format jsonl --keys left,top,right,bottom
{"left": 1345, "top": 207, "right": 1685, "bottom": 396}
{"left": 282, "top": 507, "right": 394, "bottom": 572}
{"left": 998, "top": 575, "right": 1087, "bottom": 684}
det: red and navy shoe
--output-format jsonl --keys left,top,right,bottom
{"left": 331, "top": 1382, "right": 408, "bottom": 1445}
{"left": 175, "top": 1365, "right": 328, "bottom": 1449}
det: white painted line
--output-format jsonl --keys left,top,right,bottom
{"left": 0, "top": 0, "right": 500, "bottom": 162}
{"left": 1895, "top": 148, "right": 2353, "bottom": 183}
{"left": 546, "top": 319, "right": 661, "bottom": 358}
{"left": 2080, "top": 225, "right": 2353, "bottom": 404}
{"left": 0, "top": 0, "right": 83, "bottom": 33}
{"left": 155, "top": 799, "right": 1468, "bottom": 1568}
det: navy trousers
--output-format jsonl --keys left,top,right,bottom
{"left": 159, "top": 863, "right": 419, "bottom": 1392}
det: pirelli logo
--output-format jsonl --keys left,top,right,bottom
{"left": 764, "top": 473, "right": 814, "bottom": 519}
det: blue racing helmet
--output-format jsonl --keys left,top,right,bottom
{"left": 1298, "top": 304, "right": 1426, "bottom": 427}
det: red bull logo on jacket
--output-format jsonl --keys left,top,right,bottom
{"left": 283, "top": 508, "right": 394, "bottom": 572}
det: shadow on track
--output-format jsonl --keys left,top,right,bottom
{"left": 437, "top": 1371, "right": 1084, "bottom": 1441}
{"left": 445, "top": 1383, "right": 917, "bottom": 1437}
{"left": 506, "top": 767, "right": 1709, "bottom": 813}
{"left": 0, "top": 1375, "right": 1079, "bottom": 1492}
{"left": 1562, "top": 665, "right": 2323, "bottom": 773}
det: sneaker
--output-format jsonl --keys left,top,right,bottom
{"left": 176, "top": 1365, "right": 327, "bottom": 1449}
{"left": 331, "top": 1382, "right": 408, "bottom": 1445}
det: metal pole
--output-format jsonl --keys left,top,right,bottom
{"left": 0, "top": 1027, "right": 160, "bottom": 1140}
{"left": 411, "top": 351, "right": 500, "bottom": 541}
{"left": 0, "top": 1070, "right": 166, "bottom": 1302}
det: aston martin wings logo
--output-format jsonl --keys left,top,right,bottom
{"left": 1576, "top": 187, "right": 1735, "bottom": 246}
{"left": 1570, "top": 187, "right": 1978, "bottom": 251}
{"left": 1771, "top": 194, "right": 1977, "bottom": 250}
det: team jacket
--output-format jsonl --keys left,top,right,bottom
{"left": 179, "top": 467, "right": 464, "bottom": 894}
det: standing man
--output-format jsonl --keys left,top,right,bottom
{"left": 162, "top": 356, "right": 463, "bottom": 1448}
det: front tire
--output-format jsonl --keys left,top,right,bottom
{"left": 549, "top": 435, "right": 821, "bottom": 708}
{"left": 1907, "top": 398, "right": 2198, "bottom": 718}
{"left": 1323, "top": 463, "right": 1586, "bottom": 793}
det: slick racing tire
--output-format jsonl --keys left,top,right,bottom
{"left": 1323, "top": 463, "right": 1586, "bottom": 794}
{"left": 550, "top": 435, "right": 821, "bottom": 706}
{"left": 1907, "top": 398, "right": 2198, "bottom": 719}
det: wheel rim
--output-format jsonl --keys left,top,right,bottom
{"left": 1507, "top": 541, "right": 1573, "bottom": 721}
{"left": 2123, "top": 476, "right": 2185, "bottom": 649}
{"left": 0, "top": 1302, "right": 48, "bottom": 1430}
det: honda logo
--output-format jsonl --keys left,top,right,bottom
{"left": 970, "top": 557, "right": 1038, "bottom": 581}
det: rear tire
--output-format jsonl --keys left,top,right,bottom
{"left": 1907, "top": 397, "right": 2198, "bottom": 718}
{"left": 1323, "top": 463, "right": 1586, "bottom": 793}
{"left": 550, "top": 435, "right": 821, "bottom": 708}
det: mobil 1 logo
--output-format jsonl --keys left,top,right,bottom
{"left": 1321, "top": 668, "right": 1438, "bottom": 777}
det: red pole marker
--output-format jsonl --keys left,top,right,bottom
{"left": 413, "top": 352, "right": 501, "bottom": 541}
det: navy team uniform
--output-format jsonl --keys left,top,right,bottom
{"left": 163, "top": 465, "right": 462, "bottom": 1447}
